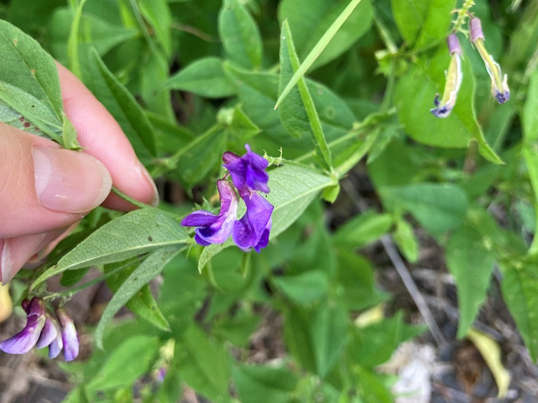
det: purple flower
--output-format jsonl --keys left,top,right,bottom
{"left": 36, "top": 314, "right": 63, "bottom": 359}
{"left": 0, "top": 299, "right": 79, "bottom": 361}
{"left": 0, "top": 298, "right": 46, "bottom": 354}
{"left": 57, "top": 309, "right": 79, "bottom": 362}
{"left": 181, "top": 179, "right": 239, "bottom": 246}
{"left": 470, "top": 17, "right": 510, "bottom": 104}
{"left": 233, "top": 191, "right": 274, "bottom": 253}
{"left": 430, "top": 34, "right": 463, "bottom": 118}
{"left": 223, "top": 145, "right": 270, "bottom": 194}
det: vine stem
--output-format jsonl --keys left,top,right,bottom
{"left": 452, "top": 0, "right": 475, "bottom": 34}
{"left": 112, "top": 186, "right": 152, "bottom": 210}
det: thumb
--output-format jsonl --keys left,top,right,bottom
{"left": 0, "top": 123, "right": 112, "bottom": 238}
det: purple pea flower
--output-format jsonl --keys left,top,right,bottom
{"left": 470, "top": 16, "right": 510, "bottom": 104}
{"left": 0, "top": 298, "right": 46, "bottom": 354}
{"left": 430, "top": 33, "right": 463, "bottom": 118}
{"left": 223, "top": 145, "right": 270, "bottom": 194}
{"left": 57, "top": 309, "right": 79, "bottom": 362}
{"left": 181, "top": 179, "right": 239, "bottom": 246}
{"left": 233, "top": 190, "right": 274, "bottom": 253}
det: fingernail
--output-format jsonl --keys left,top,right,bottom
{"left": 33, "top": 147, "right": 112, "bottom": 213}
{"left": 140, "top": 163, "right": 160, "bottom": 207}
{"left": 0, "top": 239, "right": 13, "bottom": 285}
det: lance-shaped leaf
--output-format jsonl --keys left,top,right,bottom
{"left": 32, "top": 208, "right": 190, "bottom": 288}
{"left": 279, "top": 21, "right": 331, "bottom": 170}
{"left": 95, "top": 248, "right": 179, "bottom": 348}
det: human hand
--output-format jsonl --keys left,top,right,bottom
{"left": 0, "top": 63, "right": 158, "bottom": 284}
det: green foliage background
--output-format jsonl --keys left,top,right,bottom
{"left": 1, "top": 0, "right": 538, "bottom": 401}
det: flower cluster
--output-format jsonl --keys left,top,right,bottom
{"left": 431, "top": 16, "right": 510, "bottom": 118}
{"left": 181, "top": 145, "right": 274, "bottom": 252}
{"left": 0, "top": 298, "right": 79, "bottom": 361}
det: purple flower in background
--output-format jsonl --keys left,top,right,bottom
{"left": 223, "top": 145, "right": 270, "bottom": 194}
{"left": 0, "top": 298, "right": 79, "bottom": 361}
{"left": 181, "top": 179, "right": 239, "bottom": 246}
{"left": 430, "top": 33, "right": 463, "bottom": 118}
{"left": 0, "top": 298, "right": 46, "bottom": 354}
{"left": 233, "top": 191, "right": 274, "bottom": 253}
{"left": 57, "top": 309, "right": 79, "bottom": 362}
{"left": 470, "top": 16, "right": 510, "bottom": 104}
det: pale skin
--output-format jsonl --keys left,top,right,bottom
{"left": 0, "top": 63, "right": 159, "bottom": 284}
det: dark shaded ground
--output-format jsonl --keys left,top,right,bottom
{"left": 2, "top": 168, "right": 538, "bottom": 402}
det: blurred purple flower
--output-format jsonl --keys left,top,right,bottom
{"left": 223, "top": 144, "right": 270, "bottom": 194}
{"left": 233, "top": 191, "right": 274, "bottom": 253}
{"left": 181, "top": 179, "right": 239, "bottom": 246}
{"left": 0, "top": 298, "right": 79, "bottom": 361}
{"left": 430, "top": 33, "right": 463, "bottom": 118}
{"left": 57, "top": 309, "right": 79, "bottom": 362}
{"left": 0, "top": 298, "right": 46, "bottom": 354}
{"left": 470, "top": 16, "right": 510, "bottom": 104}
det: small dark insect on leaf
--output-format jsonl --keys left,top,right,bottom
{"left": 148, "top": 236, "right": 153, "bottom": 242}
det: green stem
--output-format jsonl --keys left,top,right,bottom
{"left": 112, "top": 186, "right": 153, "bottom": 209}
{"left": 452, "top": 0, "right": 475, "bottom": 34}
{"left": 42, "top": 262, "right": 132, "bottom": 301}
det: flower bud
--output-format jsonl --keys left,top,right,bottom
{"left": 430, "top": 34, "right": 463, "bottom": 118}
{"left": 470, "top": 16, "right": 510, "bottom": 104}
{"left": 57, "top": 309, "right": 79, "bottom": 362}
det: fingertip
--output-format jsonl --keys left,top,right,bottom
{"left": 57, "top": 63, "right": 159, "bottom": 211}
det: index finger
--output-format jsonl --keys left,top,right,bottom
{"left": 57, "top": 63, "right": 159, "bottom": 211}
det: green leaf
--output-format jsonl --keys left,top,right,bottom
{"left": 0, "top": 20, "right": 64, "bottom": 121}
{"left": 336, "top": 250, "right": 386, "bottom": 310}
{"left": 233, "top": 365, "right": 299, "bottom": 403}
{"left": 95, "top": 248, "right": 178, "bottom": 348}
{"left": 0, "top": 81, "right": 63, "bottom": 143}
{"left": 164, "top": 57, "right": 237, "bottom": 98}
{"left": 395, "top": 50, "right": 502, "bottom": 164}
{"left": 501, "top": 262, "right": 538, "bottom": 362}
{"left": 175, "top": 325, "right": 231, "bottom": 402}
{"left": 84, "top": 48, "right": 158, "bottom": 159}
{"left": 279, "top": 21, "right": 331, "bottom": 169}
{"left": 220, "top": 106, "right": 261, "bottom": 150}
{"left": 87, "top": 335, "right": 159, "bottom": 390}
{"left": 32, "top": 209, "right": 189, "bottom": 288}
{"left": 218, "top": 0, "right": 263, "bottom": 69}
{"left": 273, "top": 270, "right": 329, "bottom": 305}
{"left": 446, "top": 225, "right": 495, "bottom": 338}
{"left": 198, "top": 164, "right": 332, "bottom": 272}
{"left": 174, "top": 125, "right": 227, "bottom": 189}
{"left": 393, "top": 217, "right": 418, "bottom": 263}
{"left": 140, "top": 52, "right": 175, "bottom": 120}
{"left": 380, "top": 183, "right": 468, "bottom": 235}
{"left": 67, "top": 0, "right": 88, "bottom": 78}
{"left": 269, "top": 165, "right": 334, "bottom": 237}
{"left": 279, "top": 0, "right": 373, "bottom": 69}
{"left": 275, "top": 0, "right": 367, "bottom": 108}
{"left": 523, "top": 71, "right": 538, "bottom": 254}
{"left": 224, "top": 64, "right": 355, "bottom": 157}
{"left": 333, "top": 210, "right": 393, "bottom": 248}
{"left": 391, "top": 0, "right": 456, "bottom": 49}
{"left": 350, "top": 312, "right": 425, "bottom": 369}
{"left": 139, "top": 0, "right": 172, "bottom": 56}
{"left": 311, "top": 302, "right": 348, "bottom": 378}
{"left": 48, "top": 9, "right": 139, "bottom": 64}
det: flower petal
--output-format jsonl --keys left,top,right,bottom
{"left": 181, "top": 210, "right": 220, "bottom": 227}
{"left": 36, "top": 315, "right": 59, "bottom": 349}
{"left": 57, "top": 309, "right": 79, "bottom": 362}
{"left": 0, "top": 313, "right": 46, "bottom": 354}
